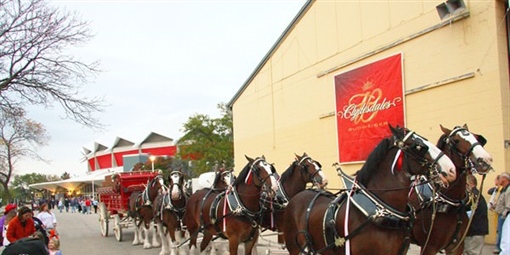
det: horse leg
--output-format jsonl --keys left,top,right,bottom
{"left": 199, "top": 232, "right": 214, "bottom": 254}
{"left": 227, "top": 237, "right": 240, "bottom": 255}
{"left": 152, "top": 222, "right": 162, "bottom": 247}
{"left": 168, "top": 227, "right": 177, "bottom": 255}
{"left": 156, "top": 222, "right": 169, "bottom": 255}
{"left": 244, "top": 230, "right": 259, "bottom": 255}
{"left": 132, "top": 217, "right": 142, "bottom": 245}
{"left": 143, "top": 221, "right": 153, "bottom": 249}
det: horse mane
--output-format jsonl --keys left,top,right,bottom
{"left": 280, "top": 162, "right": 297, "bottom": 183}
{"left": 233, "top": 160, "right": 253, "bottom": 186}
{"left": 436, "top": 133, "right": 448, "bottom": 151}
{"left": 212, "top": 171, "right": 223, "bottom": 186}
{"left": 356, "top": 137, "right": 392, "bottom": 185}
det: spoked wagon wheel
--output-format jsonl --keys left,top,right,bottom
{"left": 98, "top": 202, "right": 109, "bottom": 237}
{"left": 113, "top": 214, "right": 123, "bottom": 242}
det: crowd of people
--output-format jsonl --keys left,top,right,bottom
{"left": 0, "top": 195, "right": 101, "bottom": 255}
{"left": 0, "top": 194, "right": 99, "bottom": 255}
{"left": 38, "top": 196, "right": 98, "bottom": 215}
{"left": 0, "top": 203, "right": 61, "bottom": 255}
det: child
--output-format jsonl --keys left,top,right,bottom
{"left": 48, "top": 237, "right": 62, "bottom": 255}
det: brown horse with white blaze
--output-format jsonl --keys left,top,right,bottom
{"left": 184, "top": 155, "right": 279, "bottom": 255}
{"left": 153, "top": 169, "right": 188, "bottom": 255}
{"left": 261, "top": 153, "right": 328, "bottom": 243}
{"left": 283, "top": 125, "right": 457, "bottom": 255}
{"left": 128, "top": 174, "right": 166, "bottom": 249}
{"left": 410, "top": 124, "right": 493, "bottom": 255}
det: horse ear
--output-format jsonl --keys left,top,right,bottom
{"left": 440, "top": 124, "right": 451, "bottom": 135}
{"left": 389, "top": 124, "right": 398, "bottom": 136}
{"left": 245, "top": 155, "right": 253, "bottom": 162}
{"left": 303, "top": 152, "right": 308, "bottom": 157}
{"left": 262, "top": 155, "right": 266, "bottom": 160}
{"left": 463, "top": 123, "right": 469, "bottom": 130}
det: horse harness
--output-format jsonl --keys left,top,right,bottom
{"left": 155, "top": 184, "right": 187, "bottom": 230}
{"left": 207, "top": 186, "right": 262, "bottom": 241}
{"left": 308, "top": 172, "right": 414, "bottom": 255}
{"left": 409, "top": 127, "right": 484, "bottom": 251}
{"left": 262, "top": 156, "right": 324, "bottom": 214}
{"left": 135, "top": 175, "right": 165, "bottom": 209}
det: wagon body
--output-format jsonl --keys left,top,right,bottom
{"left": 96, "top": 171, "right": 159, "bottom": 241}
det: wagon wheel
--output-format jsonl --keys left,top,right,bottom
{"left": 98, "top": 202, "right": 109, "bottom": 237}
{"left": 113, "top": 214, "right": 123, "bottom": 242}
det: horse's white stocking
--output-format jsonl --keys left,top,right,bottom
{"left": 169, "top": 231, "right": 182, "bottom": 255}
{"left": 210, "top": 241, "right": 218, "bottom": 255}
{"left": 132, "top": 219, "right": 141, "bottom": 245}
{"left": 152, "top": 223, "right": 161, "bottom": 247}
{"left": 157, "top": 222, "right": 169, "bottom": 255}
{"left": 143, "top": 226, "right": 152, "bottom": 249}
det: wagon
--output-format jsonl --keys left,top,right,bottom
{"left": 97, "top": 171, "right": 160, "bottom": 241}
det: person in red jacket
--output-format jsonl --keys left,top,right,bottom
{"left": 6, "top": 206, "right": 36, "bottom": 243}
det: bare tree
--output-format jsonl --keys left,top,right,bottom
{"left": 0, "top": 0, "right": 104, "bottom": 128}
{"left": 0, "top": 107, "right": 49, "bottom": 200}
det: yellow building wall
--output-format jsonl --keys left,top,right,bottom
{"left": 231, "top": 0, "right": 510, "bottom": 244}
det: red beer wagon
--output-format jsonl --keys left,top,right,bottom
{"left": 97, "top": 171, "right": 159, "bottom": 241}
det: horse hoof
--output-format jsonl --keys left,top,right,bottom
{"left": 143, "top": 244, "right": 153, "bottom": 249}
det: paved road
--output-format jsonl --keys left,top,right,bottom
{"left": 0, "top": 208, "right": 498, "bottom": 254}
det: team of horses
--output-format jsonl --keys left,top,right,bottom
{"left": 124, "top": 124, "right": 493, "bottom": 255}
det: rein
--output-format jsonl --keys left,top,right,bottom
{"left": 449, "top": 172, "right": 487, "bottom": 252}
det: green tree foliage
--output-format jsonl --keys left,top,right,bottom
{"left": 8, "top": 173, "right": 59, "bottom": 202}
{"left": 61, "top": 172, "right": 71, "bottom": 180}
{"left": 0, "top": 0, "right": 104, "bottom": 128}
{"left": 0, "top": 108, "right": 49, "bottom": 200}
{"left": 176, "top": 103, "right": 233, "bottom": 176}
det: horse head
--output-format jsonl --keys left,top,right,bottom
{"left": 440, "top": 124, "right": 493, "bottom": 174}
{"left": 389, "top": 125, "right": 456, "bottom": 187}
{"left": 294, "top": 152, "right": 328, "bottom": 188}
{"left": 243, "top": 155, "right": 279, "bottom": 198}
{"left": 212, "top": 165, "right": 235, "bottom": 190}
{"left": 168, "top": 169, "right": 185, "bottom": 200}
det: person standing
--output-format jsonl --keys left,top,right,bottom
{"left": 5, "top": 206, "right": 36, "bottom": 244}
{"left": 496, "top": 172, "right": 510, "bottom": 255}
{"left": 64, "top": 197, "right": 70, "bottom": 213}
{"left": 70, "top": 197, "right": 76, "bottom": 213}
{"left": 57, "top": 198, "right": 63, "bottom": 213}
{"left": 490, "top": 174, "right": 503, "bottom": 253}
{"left": 0, "top": 204, "right": 17, "bottom": 246}
{"left": 92, "top": 198, "right": 98, "bottom": 214}
{"left": 463, "top": 174, "right": 489, "bottom": 255}
{"left": 36, "top": 203, "right": 57, "bottom": 233}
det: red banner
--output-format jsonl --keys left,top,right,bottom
{"left": 335, "top": 54, "right": 405, "bottom": 163}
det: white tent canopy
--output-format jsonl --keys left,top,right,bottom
{"left": 29, "top": 167, "right": 124, "bottom": 193}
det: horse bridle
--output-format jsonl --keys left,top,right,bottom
{"left": 395, "top": 130, "right": 447, "bottom": 181}
{"left": 447, "top": 127, "right": 484, "bottom": 157}
{"left": 445, "top": 126, "right": 489, "bottom": 174}
{"left": 249, "top": 158, "right": 278, "bottom": 190}
{"left": 169, "top": 171, "right": 185, "bottom": 196}
{"left": 297, "top": 156, "right": 323, "bottom": 187}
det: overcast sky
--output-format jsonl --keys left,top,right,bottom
{"left": 17, "top": 0, "right": 306, "bottom": 177}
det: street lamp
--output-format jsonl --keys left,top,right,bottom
{"left": 150, "top": 155, "right": 156, "bottom": 172}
